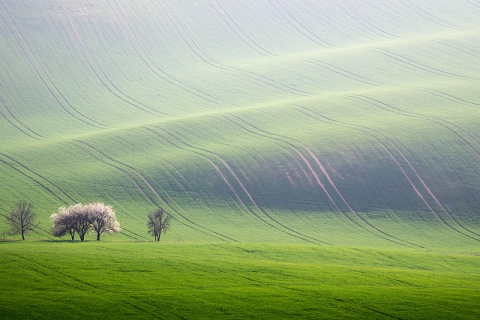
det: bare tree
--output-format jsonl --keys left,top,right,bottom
{"left": 88, "top": 202, "right": 120, "bottom": 241}
{"left": 147, "top": 208, "right": 171, "bottom": 242}
{"left": 5, "top": 201, "right": 38, "bottom": 240}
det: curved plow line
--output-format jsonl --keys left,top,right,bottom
{"left": 210, "top": 0, "right": 275, "bottom": 56}
{"left": 0, "top": 95, "right": 44, "bottom": 140}
{"left": 467, "top": 0, "right": 480, "bottom": 9}
{"left": 107, "top": 0, "right": 226, "bottom": 109}
{"left": 266, "top": 0, "right": 333, "bottom": 47}
{"left": 0, "top": 3, "right": 105, "bottom": 129}
{"left": 149, "top": 126, "right": 327, "bottom": 245}
{"left": 148, "top": 126, "right": 328, "bottom": 245}
{"left": 418, "top": 86, "right": 480, "bottom": 107}
{"left": 335, "top": 0, "right": 397, "bottom": 38}
{"left": 53, "top": 0, "right": 165, "bottom": 117}
{"left": 155, "top": 0, "right": 311, "bottom": 97}
{"left": 304, "top": 58, "right": 382, "bottom": 86}
{"left": 294, "top": 133, "right": 424, "bottom": 248}
{"left": 374, "top": 48, "right": 479, "bottom": 80}
{"left": 120, "top": 227, "right": 150, "bottom": 241}
{"left": 0, "top": 210, "right": 54, "bottom": 239}
{"left": 70, "top": 141, "right": 160, "bottom": 207}
{"left": 72, "top": 140, "right": 236, "bottom": 243}
{"left": 297, "top": 104, "right": 480, "bottom": 242}
{"left": 4, "top": 252, "right": 90, "bottom": 289}
{"left": 5, "top": 252, "right": 164, "bottom": 317}
{"left": 352, "top": 96, "right": 480, "bottom": 236}
{"left": 226, "top": 116, "right": 418, "bottom": 248}
{"left": 435, "top": 39, "right": 480, "bottom": 58}
{"left": 354, "top": 94, "right": 480, "bottom": 156}
{"left": 415, "top": 88, "right": 480, "bottom": 146}
{"left": 398, "top": 0, "right": 461, "bottom": 29}
{"left": 0, "top": 152, "right": 75, "bottom": 204}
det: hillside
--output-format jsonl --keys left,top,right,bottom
{"left": 0, "top": 0, "right": 479, "bottom": 247}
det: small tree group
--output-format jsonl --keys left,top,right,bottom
{"left": 147, "top": 208, "right": 170, "bottom": 242}
{"left": 51, "top": 202, "right": 120, "bottom": 241}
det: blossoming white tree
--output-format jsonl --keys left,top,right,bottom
{"left": 51, "top": 203, "right": 120, "bottom": 241}
{"left": 51, "top": 206, "right": 76, "bottom": 240}
{"left": 88, "top": 202, "right": 120, "bottom": 241}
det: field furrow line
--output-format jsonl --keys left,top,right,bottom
{"left": 4, "top": 251, "right": 168, "bottom": 318}
{"left": 226, "top": 116, "right": 419, "bottom": 248}
{"left": 120, "top": 227, "right": 150, "bottom": 241}
{"left": 148, "top": 126, "right": 328, "bottom": 245}
{"left": 166, "top": 126, "right": 334, "bottom": 245}
{"left": 295, "top": 106, "right": 451, "bottom": 245}
{"left": 54, "top": 0, "right": 166, "bottom": 117}
{"left": 398, "top": 0, "right": 461, "bottom": 29}
{"left": 418, "top": 87, "right": 480, "bottom": 108}
{"left": 0, "top": 3, "right": 105, "bottom": 129}
{"left": 148, "top": 126, "right": 322, "bottom": 244}
{"left": 153, "top": 0, "right": 311, "bottom": 97}
{"left": 211, "top": 0, "right": 275, "bottom": 56}
{"left": 335, "top": 0, "right": 397, "bottom": 39}
{"left": 435, "top": 39, "right": 480, "bottom": 58}
{"left": 266, "top": 0, "right": 333, "bottom": 47}
{"left": 72, "top": 140, "right": 236, "bottom": 243}
{"left": 3, "top": 252, "right": 90, "bottom": 289}
{"left": 304, "top": 58, "right": 382, "bottom": 86}
{"left": 0, "top": 152, "right": 74, "bottom": 204}
{"left": 70, "top": 141, "right": 159, "bottom": 207}
{"left": 296, "top": 104, "right": 480, "bottom": 242}
{"left": 467, "top": 0, "right": 480, "bottom": 9}
{"left": 0, "top": 96, "right": 44, "bottom": 140}
{"left": 374, "top": 48, "right": 478, "bottom": 80}
{"left": 107, "top": 0, "right": 227, "bottom": 109}
{"left": 352, "top": 94, "right": 480, "bottom": 158}
{"left": 222, "top": 116, "right": 341, "bottom": 210}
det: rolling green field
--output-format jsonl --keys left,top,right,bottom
{"left": 1, "top": 0, "right": 479, "bottom": 318}
{"left": 1, "top": 242, "right": 480, "bottom": 320}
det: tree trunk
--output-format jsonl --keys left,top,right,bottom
{"left": 97, "top": 233, "right": 101, "bottom": 241}
{"left": 21, "top": 233, "right": 25, "bottom": 240}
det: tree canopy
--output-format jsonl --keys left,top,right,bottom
{"left": 51, "top": 203, "right": 120, "bottom": 241}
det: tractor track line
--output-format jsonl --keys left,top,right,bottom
{"left": 211, "top": 0, "right": 275, "bottom": 56}
{"left": 335, "top": 0, "right": 397, "bottom": 39}
{"left": 54, "top": 0, "right": 166, "bottom": 117}
{"left": 374, "top": 48, "right": 478, "bottom": 80}
{"left": 349, "top": 95, "right": 480, "bottom": 231}
{"left": 157, "top": 0, "right": 311, "bottom": 97}
{"left": 0, "top": 153, "right": 74, "bottom": 204}
{"left": 296, "top": 104, "right": 480, "bottom": 242}
{"left": 266, "top": 0, "right": 333, "bottom": 47}
{"left": 107, "top": 0, "right": 226, "bottom": 109}
{"left": 353, "top": 94, "right": 480, "bottom": 155}
{"left": 225, "top": 115, "right": 419, "bottom": 248}
{"left": 147, "top": 126, "right": 328, "bottom": 245}
{"left": 72, "top": 140, "right": 236, "bottom": 243}
{"left": 0, "top": 96, "right": 44, "bottom": 140}
{"left": 0, "top": 3, "right": 105, "bottom": 129}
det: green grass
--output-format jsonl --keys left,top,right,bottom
{"left": 1, "top": 1, "right": 479, "bottom": 317}
{"left": 0, "top": 242, "right": 479, "bottom": 319}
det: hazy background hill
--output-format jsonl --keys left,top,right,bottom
{"left": 1, "top": 0, "right": 479, "bottom": 247}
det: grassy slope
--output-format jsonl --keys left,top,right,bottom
{"left": 0, "top": 0, "right": 479, "bottom": 248}
{"left": 1, "top": 242, "right": 479, "bottom": 320}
